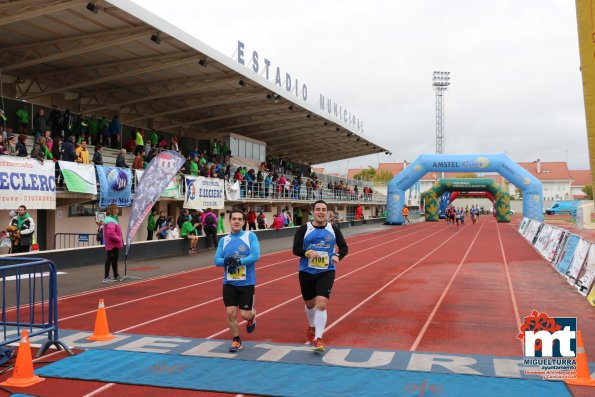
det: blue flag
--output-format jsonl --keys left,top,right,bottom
{"left": 96, "top": 166, "right": 132, "bottom": 208}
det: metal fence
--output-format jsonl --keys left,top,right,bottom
{"left": 1, "top": 257, "right": 72, "bottom": 357}
{"left": 232, "top": 180, "right": 385, "bottom": 203}
{"left": 54, "top": 233, "right": 100, "bottom": 250}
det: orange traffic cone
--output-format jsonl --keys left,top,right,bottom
{"left": 86, "top": 299, "right": 116, "bottom": 341}
{"left": 0, "top": 330, "right": 45, "bottom": 387}
{"left": 565, "top": 330, "right": 595, "bottom": 386}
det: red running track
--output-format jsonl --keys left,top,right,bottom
{"left": 2, "top": 217, "right": 594, "bottom": 397}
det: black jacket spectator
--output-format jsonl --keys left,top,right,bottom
{"left": 177, "top": 212, "right": 188, "bottom": 231}
{"left": 48, "top": 106, "right": 62, "bottom": 136}
{"left": 60, "top": 139, "right": 76, "bottom": 162}
{"left": 33, "top": 110, "right": 46, "bottom": 136}
{"left": 16, "top": 135, "right": 28, "bottom": 157}
{"left": 116, "top": 152, "right": 128, "bottom": 168}
{"left": 93, "top": 147, "right": 103, "bottom": 166}
{"left": 51, "top": 137, "right": 62, "bottom": 160}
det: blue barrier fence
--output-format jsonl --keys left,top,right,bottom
{"left": 1, "top": 257, "right": 72, "bottom": 357}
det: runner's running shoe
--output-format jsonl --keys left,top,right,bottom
{"left": 229, "top": 340, "right": 243, "bottom": 353}
{"left": 307, "top": 327, "right": 315, "bottom": 344}
{"left": 312, "top": 338, "right": 325, "bottom": 352}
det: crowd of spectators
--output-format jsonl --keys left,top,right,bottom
{"left": 1, "top": 105, "right": 376, "bottom": 202}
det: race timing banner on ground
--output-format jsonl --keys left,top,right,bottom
{"left": 125, "top": 151, "right": 185, "bottom": 255}
{"left": 96, "top": 165, "right": 133, "bottom": 208}
{"left": 0, "top": 157, "right": 56, "bottom": 209}
{"left": 58, "top": 161, "right": 97, "bottom": 195}
{"left": 184, "top": 176, "right": 224, "bottom": 210}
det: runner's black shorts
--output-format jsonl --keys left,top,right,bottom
{"left": 222, "top": 284, "right": 255, "bottom": 310}
{"left": 299, "top": 270, "right": 336, "bottom": 301}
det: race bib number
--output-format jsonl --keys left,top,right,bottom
{"left": 227, "top": 265, "right": 246, "bottom": 281}
{"left": 308, "top": 252, "right": 330, "bottom": 269}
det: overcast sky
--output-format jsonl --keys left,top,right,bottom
{"left": 132, "top": 0, "right": 589, "bottom": 174}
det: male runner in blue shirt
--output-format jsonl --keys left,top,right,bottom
{"left": 214, "top": 210, "right": 260, "bottom": 352}
{"left": 293, "top": 200, "right": 348, "bottom": 352}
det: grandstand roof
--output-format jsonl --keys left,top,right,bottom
{"left": 0, "top": 0, "right": 388, "bottom": 165}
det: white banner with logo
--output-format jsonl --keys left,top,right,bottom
{"left": 58, "top": 161, "right": 97, "bottom": 194}
{"left": 225, "top": 180, "right": 241, "bottom": 201}
{"left": 0, "top": 157, "right": 56, "bottom": 209}
{"left": 184, "top": 176, "right": 224, "bottom": 209}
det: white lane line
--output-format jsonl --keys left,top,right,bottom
{"left": 409, "top": 222, "right": 485, "bottom": 351}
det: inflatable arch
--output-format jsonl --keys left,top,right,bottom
{"left": 386, "top": 154, "right": 543, "bottom": 224}
{"left": 422, "top": 178, "right": 510, "bottom": 222}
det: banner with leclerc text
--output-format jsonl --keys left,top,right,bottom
{"left": 0, "top": 156, "right": 56, "bottom": 209}
{"left": 184, "top": 176, "right": 224, "bottom": 210}
{"left": 58, "top": 161, "right": 97, "bottom": 195}
{"left": 96, "top": 165, "right": 132, "bottom": 208}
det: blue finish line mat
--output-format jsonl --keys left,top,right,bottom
{"left": 36, "top": 349, "right": 571, "bottom": 397}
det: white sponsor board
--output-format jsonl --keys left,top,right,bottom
{"left": 184, "top": 176, "right": 224, "bottom": 210}
{"left": 0, "top": 157, "right": 56, "bottom": 209}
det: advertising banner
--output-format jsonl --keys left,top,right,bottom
{"left": 225, "top": 180, "right": 241, "bottom": 201}
{"left": 566, "top": 239, "right": 591, "bottom": 282}
{"left": 556, "top": 235, "right": 580, "bottom": 275}
{"left": 125, "top": 151, "right": 185, "bottom": 255}
{"left": 576, "top": 244, "right": 595, "bottom": 296}
{"left": 0, "top": 157, "right": 56, "bottom": 209}
{"left": 135, "top": 170, "right": 183, "bottom": 198}
{"left": 184, "top": 176, "right": 224, "bottom": 210}
{"left": 96, "top": 165, "right": 132, "bottom": 208}
{"left": 58, "top": 161, "right": 97, "bottom": 194}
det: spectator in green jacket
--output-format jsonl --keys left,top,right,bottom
{"left": 16, "top": 105, "right": 29, "bottom": 135}
{"left": 147, "top": 208, "right": 157, "bottom": 241}
{"left": 149, "top": 129, "right": 158, "bottom": 146}
{"left": 181, "top": 215, "right": 199, "bottom": 254}
{"left": 190, "top": 156, "right": 199, "bottom": 176}
{"left": 217, "top": 212, "right": 226, "bottom": 234}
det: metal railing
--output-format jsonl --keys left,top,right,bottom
{"left": 54, "top": 233, "right": 100, "bottom": 249}
{"left": 1, "top": 257, "right": 72, "bottom": 356}
{"left": 231, "top": 180, "right": 385, "bottom": 203}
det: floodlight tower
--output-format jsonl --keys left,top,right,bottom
{"left": 432, "top": 71, "right": 450, "bottom": 155}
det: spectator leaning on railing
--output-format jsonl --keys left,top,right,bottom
{"left": 93, "top": 145, "right": 103, "bottom": 166}
{"left": 116, "top": 149, "right": 128, "bottom": 168}
{"left": 60, "top": 136, "right": 76, "bottom": 162}
{"left": 16, "top": 134, "right": 28, "bottom": 157}
{"left": 75, "top": 141, "right": 90, "bottom": 164}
